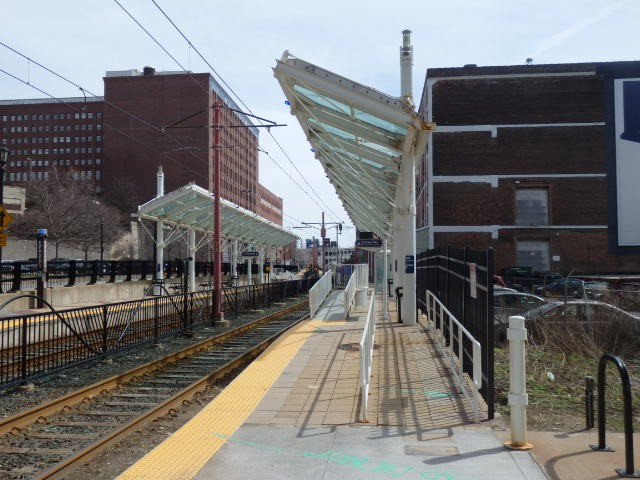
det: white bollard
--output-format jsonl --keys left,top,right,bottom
{"left": 505, "top": 315, "right": 533, "bottom": 450}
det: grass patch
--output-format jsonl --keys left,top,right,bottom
{"left": 494, "top": 319, "right": 640, "bottom": 432}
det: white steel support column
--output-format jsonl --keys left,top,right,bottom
{"left": 154, "top": 166, "right": 165, "bottom": 295}
{"left": 155, "top": 219, "right": 164, "bottom": 295}
{"left": 231, "top": 241, "right": 238, "bottom": 285}
{"left": 188, "top": 229, "right": 196, "bottom": 292}
{"left": 396, "top": 154, "right": 417, "bottom": 325}
{"left": 383, "top": 238, "right": 389, "bottom": 320}
{"left": 247, "top": 257, "right": 252, "bottom": 285}
{"left": 258, "top": 248, "right": 265, "bottom": 284}
{"left": 396, "top": 30, "right": 417, "bottom": 326}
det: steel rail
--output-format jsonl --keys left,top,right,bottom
{"left": 40, "top": 309, "right": 309, "bottom": 479}
{"left": 0, "top": 300, "right": 307, "bottom": 438}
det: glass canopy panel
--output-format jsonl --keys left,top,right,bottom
{"left": 360, "top": 140, "right": 401, "bottom": 158}
{"left": 354, "top": 110, "right": 408, "bottom": 135}
{"left": 309, "top": 118, "right": 356, "bottom": 141}
{"left": 293, "top": 85, "right": 351, "bottom": 116}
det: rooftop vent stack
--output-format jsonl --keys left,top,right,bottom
{"left": 143, "top": 66, "right": 156, "bottom": 76}
{"left": 400, "top": 29, "right": 414, "bottom": 106}
{"left": 157, "top": 165, "right": 164, "bottom": 197}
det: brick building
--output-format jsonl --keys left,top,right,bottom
{"left": 417, "top": 61, "right": 640, "bottom": 274}
{"left": 0, "top": 67, "right": 283, "bottom": 225}
{"left": 0, "top": 98, "right": 104, "bottom": 187}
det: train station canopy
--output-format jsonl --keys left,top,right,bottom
{"left": 137, "top": 183, "right": 298, "bottom": 247}
{"left": 274, "top": 51, "right": 428, "bottom": 238}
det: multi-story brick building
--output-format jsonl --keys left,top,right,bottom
{"left": 417, "top": 61, "right": 640, "bottom": 274}
{"left": 0, "top": 98, "right": 104, "bottom": 187}
{"left": 0, "top": 67, "right": 283, "bottom": 225}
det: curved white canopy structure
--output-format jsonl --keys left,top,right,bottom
{"left": 273, "top": 51, "right": 430, "bottom": 239}
{"left": 138, "top": 183, "right": 298, "bottom": 248}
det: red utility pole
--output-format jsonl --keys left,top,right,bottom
{"left": 212, "top": 104, "right": 223, "bottom": 324}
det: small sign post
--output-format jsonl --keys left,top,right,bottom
{"left": 36, "top": 229, "right": 48, "bottom": 307}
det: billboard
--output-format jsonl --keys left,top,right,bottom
{"left": 614, "top": 79, "right": 640, "bottom": 246}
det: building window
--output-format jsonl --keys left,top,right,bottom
{"left": 516, "top": 188, "right": 548, "bottom": 226}
{"left": 516, "top": 240, "right": 550, "bottom": 273}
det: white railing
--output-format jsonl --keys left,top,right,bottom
{"left": 354, "top": 264, "right": 369, "bottom": 289}
{"left": 425, "top": 290, "right": 483, "bottom": 423}
{"left": 359, "top": 292, "right": 376, "bottom": 422}
{"left": 343, "top": 264, "right": 369, "bottom": 317}
{"left": 309, "top": 271, "right": 333, "bottom": 318}
{"left": 343, "top": 274, "right": 357, "bottom": 318}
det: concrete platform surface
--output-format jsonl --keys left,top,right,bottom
{"left": 118, "top": 289, "right": 637, "bottom": 479}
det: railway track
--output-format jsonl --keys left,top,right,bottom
{"left": 0, "top": 300, "right": 309, "bottom": 479}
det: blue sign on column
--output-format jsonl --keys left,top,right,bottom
{"left": 405, "top": 255, "right": 414, "bottom": 274}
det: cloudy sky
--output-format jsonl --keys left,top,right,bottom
{"left": 2, "top": 0, "right": 639, "bottom": 247}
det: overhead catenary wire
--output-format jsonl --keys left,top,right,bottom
{"left": 0, "top": 62, "right": 206, "bottom": 184}
{"left": 0, "top": 41, "right": 268, "bottom": 185}
{"left": 147, "top": 0, "right": 347, "bottom": 226}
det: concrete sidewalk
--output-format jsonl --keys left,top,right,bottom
{"left": 193, "top": 290, "right": 548, "bottom": 480}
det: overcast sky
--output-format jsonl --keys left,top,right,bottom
{"left": 2, "top": 0, "right": 639, "bottom": 247}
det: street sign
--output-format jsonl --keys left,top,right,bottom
{"left": 355, "top": 238, "right": 383, "bottom": 248}
{"left": 405, "top": 255, "right": 415, "bottom": 274}
{"left": 0, "top": 233, "right": 7, "bottom": 247}
{"left": 0, "top": 206, "right": 13, "bottom": 229}
{"left": 241, "top": 251, "right": 259, "bottom": 257}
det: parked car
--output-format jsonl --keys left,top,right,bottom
{"left": 500, "top": 266, "right": 562, "bottom": 292}
{"left": 535, "top": 278, "right": 586, "bottom": 297}
{"left": 494, "top": 291, "right": 547, "bottom": 340}
{"left": 524, "top": 300, "right": 640, "bottom": 325}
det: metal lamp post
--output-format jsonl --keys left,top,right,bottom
{"left": 0, "top": 140, "right": 10, "bottom": 294}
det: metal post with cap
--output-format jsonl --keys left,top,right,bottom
{"left": 0, "top": 140, "right": 10, "bottom": 294}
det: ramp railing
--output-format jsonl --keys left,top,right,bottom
{"left": 309, "top": 271, "right": 333, "bottom": 318}
{"left": 343, "top": 264, "right": 369, "bottom": 318}
{"left": 359, "top": 292, "right": 376, "bottom": 422}
{"left": 354, "top": 264, "right": 368, "bottom": 288}
{"left": 344, "top": 274, "right": 357, "bottom": 318}
{"left": 425, "top": 290, "right": 483, "bottom": 422}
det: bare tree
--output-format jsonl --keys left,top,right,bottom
{"left": 10, "top": 171, "right": 127, "bottom": 259}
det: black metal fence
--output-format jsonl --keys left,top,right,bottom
{"left": 0, "top": 260, "right": 297, "bottom": 292}
{"left": 416, "top": 246, "right": 495, "bottom": 419}
{"left": 0, "top": 276, "right": 317, "bottom": 389}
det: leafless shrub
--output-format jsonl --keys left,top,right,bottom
{"left": 528, "top": 312, "right": 640, "bottom": 360}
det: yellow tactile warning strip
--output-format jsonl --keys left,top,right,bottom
{"left": 117, "top": 319, "right": 324, "bottom": 480}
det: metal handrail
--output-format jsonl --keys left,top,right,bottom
{"left": 425, "top": 290, "right": 483, "bottom": 422}
{"left": 309, "top": 271, "right": 333, "bottom": 318}
{"left": 343, "top": 274, "right": 357, "bottom": 318}
{"left": 343, "top": 264, "right": 369, "bottom": 318}
{"left": 590, "top": 353, "right": 639, "bottom": 477}
{"left": 359, "top": 292, "right": 376, "bottom": 422}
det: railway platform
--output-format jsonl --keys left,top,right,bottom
{"left": 113, "top": 288, "right": 640, "bottom": 480}
{"left": 116, "top": 287, "right": 548, "bottom": 480}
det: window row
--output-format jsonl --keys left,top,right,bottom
{"left": 1, "top": 112, "right": 103, "bottom": 122}
{"left": 9, "top": 170, "right": 102, "bottom": 182}
{"left": 8, "top": 136, "right": 103, "bottom": 145}
{"left": 9, "top": 158, "right": 102, "bottom": 167}
{"left": 9, "top": 147, "right": 103, "bottom": 156}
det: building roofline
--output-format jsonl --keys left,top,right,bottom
{"left": 426, "top": 60, "right": 640, "bottom": 78}
{"left": 0, "top": 96, "right": 103, "bottom": 106}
